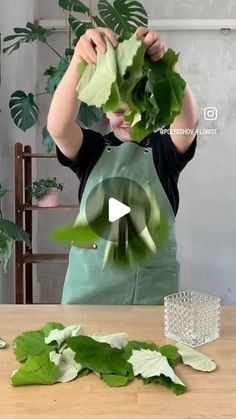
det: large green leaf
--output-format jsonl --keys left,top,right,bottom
{"left": 11, "top": 352, "right": 59, "bottom": 386}
{"left": 44, "top": 56, "right": 70, "bottom": 94}
{"left": 176, "top": 342, "right": 217, "bottom": 372}
{"left": 68, "top": 15, "right": 92, "bottom": 38}
{"left": 0, "top": 218, "right": 31, "bottom": 248}
{"left": 77, "top": 102, "right": 104, "bottom": 127}
{"left": 42, "top": 126, "right": 55, "bottom": 153}
{"left": 3, "top": 22, "right": 53, "bottom": 55}
{"left": 59, "top": 0, "right": 90, "bottom": 14}
{"left": 67, "top": 335, "right": 128, "bottom": 376}
{"left": 0, "top": 233, "right": 12, "bottom": 273}
{"left": 127, "top": 349, "right": 186, "bottom": 387}
{"left": 98, "top": 0, "right": 148, "bottom": 36}
{"left": 13, "top": 322, "right": 65, "bottom": 362}
{"left": 76, "top": 37, "right": 119, "bottom": 108}
{"left": 9, "top": 90, "right": 39, "bottom": 131}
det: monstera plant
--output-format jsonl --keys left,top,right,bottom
{"left": 3, "top": 0, "right": 148, "bottom": 152}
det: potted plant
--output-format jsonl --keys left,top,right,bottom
{"left": 0, "top": 187, "right": 30, "bottom": 273}
{"left": 26, "top": 177, "right": 64, "bottom": 207}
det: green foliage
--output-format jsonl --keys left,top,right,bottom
{"left": 3, "top": 0, "right": 149, "bottom": 150}
{"left": 42, "top": 126, "right": 55, "bottom": 153}
{"left": 59, "top": 0, "right": 90, "bottom": 14}
{"left": 26, "top": 177, "right": 64, "bottom": 201}
{"left": 3, "top": 22, "right": 53, "bottom": 55}
{"left": 77, "top": 34, "right": 186, "bottom": 141}
{"left": 11, "top": 322, "right": 217, "bottom": 392}
{"left": 11, "top": 352, "right": 59, "bottom": 386}
{"left": 13, "top": 322, "right": 64, "bottom": 362}
{"left": 44, "top": 56, "right": 70, "bottom": 94}
{"left": 0, "top": 188, "right": 31, "bottom": 273}
{"left": 0, "top": 233, "right": 12, "bottom": 273}
{"left": 98, "top": 0, "right": 148, "bottom": 36}
{"left": 9, "top": 90, "right": 39, "bottom": 131}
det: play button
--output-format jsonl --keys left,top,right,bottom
{"left": 108, "top": 198, "right": 131, "bottom": 222}
{"left": 85, "top": 177, "right": 151, "bottom": 242}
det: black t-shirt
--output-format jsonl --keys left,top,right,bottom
{"left": 56, "top": 127, "right": 197, "bottom": 215}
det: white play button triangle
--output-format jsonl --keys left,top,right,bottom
{"left": 108, "top": 197, "right": 131, "bottom": 222}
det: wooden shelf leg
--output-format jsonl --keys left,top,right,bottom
{"left": 24, "top": 145, "right": 33, "bottom": 303}
{"left": 15, "top": 143, "right": 24, "bottom": 304}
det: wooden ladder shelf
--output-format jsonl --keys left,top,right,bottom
{"left": 15, "top": 143, "right": 78, "bottom": 304}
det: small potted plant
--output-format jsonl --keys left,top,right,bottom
{"left": 26, "top": 177, "right": 64, "bottom": 208}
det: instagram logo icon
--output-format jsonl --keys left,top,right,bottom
{"left": 204, "top": 107, "right": 218, "bottom": 120}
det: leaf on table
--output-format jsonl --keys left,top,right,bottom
{"left": 45, "top": 325, "right": 84, "bottom": 346}
{"left": 123, "top": 340, "right": 159, "bottom": 360}
{"left": 90, "top": 332, "right": 128, "bottom": 349}
{"left": 175, "top": 342, "right": 217, "bottom": 372}
{"left": 11, "top": 352, "right": 58, "bottom": 386}
{"left": 127, "top": 348, "right": 185, "bottom": 386}
{"left": 0, "top": 338, "right": 6, "bottom": 348}
{"left": 102, "top": 373, "right": 133, "bottom": 387}
{"left": 13, "top": 322, "right": 65, "bottom": 362}
{"left": 158, "top": 344, "right": 181, "bottom": 368}
{"left": 67, "top": 335, "right": 129, "bottom": 376}
{"left": 49, "top": 347, "right": 82, "bottom": 383}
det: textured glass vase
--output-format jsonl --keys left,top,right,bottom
{"left": 164, "top": 290, "right": 221, "bottom": 347}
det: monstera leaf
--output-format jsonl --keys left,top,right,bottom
{"left": 59, "top": 0, "right": 90, "bottom": 14}
{"left": 3, "top": 22, "right": 53, "bottom": 55}
{"left": 68, "top": 15, "right": 92, "bottom": 38}
{"left": 98, "top": 0, "right": 148, "bottom": 36}
{"left": 77, "top": 103, "right": 104, "bottom": 127}
{"left": 9, "top": 91, "right": 39, "bottom": 131}
{"left": 42, "top": 126, "right": 55, "bottom": 153}
{"left": 44, "top": 56, "right": 70, "bottom": 94}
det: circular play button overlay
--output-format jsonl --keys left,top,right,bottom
{"left": 85, "top": 177, "right": 151, "bottom": 242}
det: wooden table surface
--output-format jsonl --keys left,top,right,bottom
{"left": 0, "top": 305, "right": 235, "bottom": 419}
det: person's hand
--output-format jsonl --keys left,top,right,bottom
{"left": 135, "top": 27, "right": 167, "bottom": 62}
{"left": 73, "top": 27, "right": 118, "bottom": 64}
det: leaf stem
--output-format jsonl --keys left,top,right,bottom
{"left": 89, "top": 0, "right": 94, "bottom": 25}
{"left": 34, "top": 92, "right": 50, "bottom": 98}
{"left": 45, "top": 41, "right": 62, "bottom": 58}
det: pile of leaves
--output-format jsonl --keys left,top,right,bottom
{"left": 11, "top": 322, "right": 217, "bottom": 394}
{"left": 77, "top": 34, "right": 186, "bottom": 141}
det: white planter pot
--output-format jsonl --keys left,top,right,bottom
{"left": 37, "top": 187, "right": 59, "bottom": 208}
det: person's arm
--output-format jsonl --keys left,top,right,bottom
{"left": 136, "top": 27, "right": 199, "bottom": 154}
{"left": 170, "top": 62, "right": 199, "bottom": 153}
{"left": 47, "top": 28, "right": 117, "bottom": 161}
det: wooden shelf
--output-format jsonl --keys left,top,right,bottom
{"left": 23, "top": 204, "right": 79, "bottom": 211}
{"left": 23, "top": 253, "right": 68, "bottom": 264}
{"left": 15, "top": 143, "right": 74, "bottom": 304}
{"left": 23, "top": 153, "right": 57, "bottom": 158}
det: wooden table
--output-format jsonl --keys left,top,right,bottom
{"left": 0, "top": 305, "right": 235, "bottom": 419}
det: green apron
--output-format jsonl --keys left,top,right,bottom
{"left": 61, "top": 136, "right": 179, "bottom": 304}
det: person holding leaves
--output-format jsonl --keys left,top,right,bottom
{"left": 47, "top": 27, "right": 199, "bottom": 304}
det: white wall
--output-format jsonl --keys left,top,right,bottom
{"left": 0, "top": 0, "right": 37, "bottom": 303}
{"left": 1, "top": 0, "right": 236, "bottom": 304}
